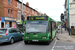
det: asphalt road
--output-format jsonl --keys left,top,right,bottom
{"left": 0, "top": 39, "right": 75, "bottom": 50}
{"left": 0, "top": 40, "right": 55, "bottom": 50}
{"left": 52, "top": 40, "right": 75, "bottom": 50}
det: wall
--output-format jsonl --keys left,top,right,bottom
{"left": 69, "top": 0, "right": 75, "bottom": 28}
{"left": 0, "top": 0, "right": 4, "bottom": 17}
{"left": 4, "top": 0, "right": 17, "bottom": 18}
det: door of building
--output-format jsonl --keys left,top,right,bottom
{"left": 1, "top": 22, "right": 4, "bottom": 28}
{"left": 9, "top": 22, "right": 12, "bottom": 27}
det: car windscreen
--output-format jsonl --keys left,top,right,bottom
{"left": 0, "top": 29, "right": 7, "bottom": 34}
{"left": 26, "top": 21, "right": 48, "bottom": 33}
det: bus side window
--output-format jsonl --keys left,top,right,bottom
{"left": 52, "top": 22, "right": 53, "bottom": 31}
{"left": 52, "top": 22, "right": 55, "bottom": 31}
{"left": 53, "top": 22, "right": 55, "bottom": 30}
{"left": 54, "top": 23, "right": 56, "bottom": 29}
{"left": 48, "top": 21, "right": 51, "bottom": 32}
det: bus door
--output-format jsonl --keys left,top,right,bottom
{"left": 50, "top": 21, "right": 52, "bottom": 39}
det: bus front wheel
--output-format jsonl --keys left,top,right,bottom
{"left": 46, "top": 41, "right": 50, "bottom": 45}
{"left": 24, "top": 41, "right": 28, "bottom": 44}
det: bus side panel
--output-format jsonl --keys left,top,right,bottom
{"left": 47, "top": 32, "right": 51, "bottom": 39}
{"left": 52, "top": 30, "right": 56, "bottom": 39}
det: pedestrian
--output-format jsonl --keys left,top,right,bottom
{"left": 64, "top": 23, "right": 66, "bottom": 31}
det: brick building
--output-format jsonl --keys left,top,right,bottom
{"left": 0, "top": 0, "right": 41, "bottom": 28}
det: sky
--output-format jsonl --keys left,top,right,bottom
{"left": 20, "top": 0, "right": 65, "bottom": 21}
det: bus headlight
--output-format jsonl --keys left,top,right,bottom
{"left": 25, "top": 36, "right": 29, "bottom": 38}
{"left": 42, "top": 37, "right": 46, "bottom": 39}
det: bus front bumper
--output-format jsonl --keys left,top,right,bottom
{"left": 24, "top": 38, "right": 49, "bottom": 42}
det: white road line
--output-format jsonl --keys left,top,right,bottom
{"left": 51, "top": 40, "right": 57, "bottom": 50}
{"left": 15, "top": 42, "right": 23, "bottom": 48}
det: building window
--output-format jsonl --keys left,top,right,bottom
{"left": 10, "top": 0, "right": 12, "bottom": 5}
{"left": 11, "top": 10, "right": 13, "bottom": 17}
{"left": 19, "top": 13, "right": 21, "bottom": 19}
{"left": 17, "top": 2, "right": 19, "bottom": 8}
{"left": 19, "top": 3, "right": 21, "bottom": 9}
{"left": 8, "top": 9, "right": 10, "bottom": 17}
{"left": 17, "top": 12, "right": 21, "bottom": 19}
{"left": 24, "top": 13, "right": 26, "bottom": 20}
{"left": 8, "top": 0, "right": 10, "bottom": 4}
{"left": 17, "top": 2, "right": 21, "bottom": 9}
{"left": 35, "top": 12, "right": 37, "bottom": 15}
{"left": 32, "top": 10, "right": 34, "bottom": 14}
{"left": 8, "top": 0, "right": 12, "bottom": 5}
{"left": 24, "top": 6, "right": 26, "bottom": 11}
{"left": 29, "top": 14, "right": 30, "bottom": 16}
{"left": 28, "top": 8, "right": 30, "bottom": 12}
{"left": 17, "top": 12, "right": 19, "bottom": 19}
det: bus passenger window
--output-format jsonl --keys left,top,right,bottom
{"left": 48, "top": 21, "right": 51, "bottom": 32}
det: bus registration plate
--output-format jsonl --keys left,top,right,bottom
{"left": 32, "top": 40, "right": 38, "bottom": 42}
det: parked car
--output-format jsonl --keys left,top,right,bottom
{"left": 57, "top": 25, "right": 61, "bottom": 33}
{"left": 0, "top": 28, "right": 24, "bottom": 44}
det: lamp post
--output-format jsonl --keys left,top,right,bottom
{"left": 22, "top": 0, "right": 23, "bottom": 15}
{"left": 22, "top": 0, "right": 24, "bottom": 30}
{"left": 68, "top": 0, "right": 71, "bottom": 35}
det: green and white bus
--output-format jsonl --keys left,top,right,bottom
{"left": 24, "top": 16, "right": 57, "bottom": 45}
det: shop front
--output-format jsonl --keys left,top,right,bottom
{"left": 16, "top": 19, "right": 22, "bottom": 31}
{"left": 1, "top": 17, "right": 16, "bottom": 28}
{"left": 5, "top": 17, "right": 16, "bottom": 28}
{"left": 1, "top": 17, "right": 5, "bottom": 28}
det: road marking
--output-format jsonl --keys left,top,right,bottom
{"left": 51, "top": 40, "right": 57, "bottom": 50}
{"left": 15, "top": 42, "right": 23, "bottom": 48}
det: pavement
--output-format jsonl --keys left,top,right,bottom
{"left": 56, "top": 28, "right": 75, "bottom": 43}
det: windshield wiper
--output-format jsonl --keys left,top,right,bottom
{"left": 35, "top": 32, "right": 43, "bottom": 33}
{"left": 27, "top": 32, "right": 43, "bottom": 33}
{"left": 27, "top": 32, "right": 35, "bottom": 33}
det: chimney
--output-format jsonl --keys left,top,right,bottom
{"left": 26, "top": 2, "right": 29, "bottom": 6}
{"left": 44, "top": 13, "right": 47, "bottom": 16}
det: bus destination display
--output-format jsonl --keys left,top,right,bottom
{"left": 27, "top": 16, "right": 48, "bottom": 20}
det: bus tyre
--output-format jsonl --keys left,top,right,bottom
{"left": 46, "top": 41, "right": 50, "bottom": 45}
{"left": 24, "top": 41, "right": 28, "bottom": 44}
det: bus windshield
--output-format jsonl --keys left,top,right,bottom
{"left": 26, "top": 21, "right": 48, "bottom": 33}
